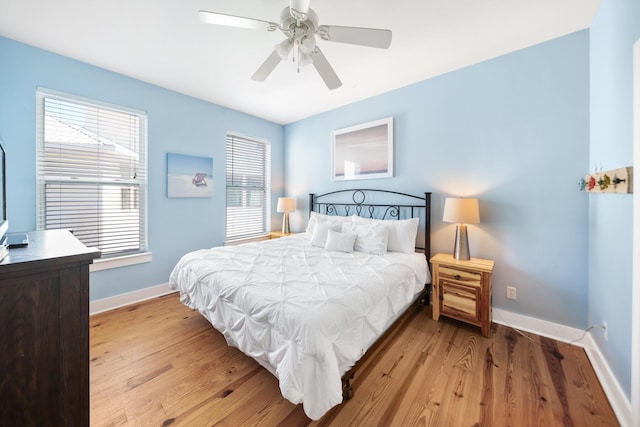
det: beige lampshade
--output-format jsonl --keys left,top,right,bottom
{"left": 276, "top": 197, "right": 296, "bottom": 213}
{"left": 443, "top": 198, "right": 480, "bottom": 224}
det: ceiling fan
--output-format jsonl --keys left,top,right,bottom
{"left": 198, "top": 0, "right": 392, "bottom": 90}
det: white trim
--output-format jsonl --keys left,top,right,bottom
{"left": 493, "top": 308, "right": 630, "bottom": 426}
{"left": 583, "top": 334, "right": 633, "bottom": 427}
{"left": 90, "top": 251, "right": 152, "bottom": 272}
{"left": 631, "top": 38, "right": 640, "bottom": 427}
{"left": 493, "top": 308, "right": 590, "bottom": 344}
{"left": 89, "top": 283, "right": 175, "bottom": 315}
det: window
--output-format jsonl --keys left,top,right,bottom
{"left": 226, "top": 133, "right": 271, "bottom": 241}
{"left": 36, "top": 89, "right": 147, "bottom": 259}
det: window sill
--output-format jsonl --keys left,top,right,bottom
{"left": 90, "top": 251, "right": 152, "bottom": 272}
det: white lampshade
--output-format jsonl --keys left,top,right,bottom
{"left": 277, "top": 197, "right": 295, "bottom": 234}
{"left": 443, "top": 198, "right": 480, "bottom": 224}
{"left": 443, "top": 197, "right": 480, "bottom": 261}
{"left": 277, "top": 197, "right": 296, "bottom": 213}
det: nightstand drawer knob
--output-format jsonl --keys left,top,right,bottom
{"left": 454, "top": 274, "right": 461, "bottom": 280}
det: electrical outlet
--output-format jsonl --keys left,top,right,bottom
{"left": 603, "top": 321, "right": 608, "bottom": 341}
{"left": 506, "top": 286, "right": 517, "bottom": 300}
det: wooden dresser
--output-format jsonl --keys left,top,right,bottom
{"left": 0, "top": 230, "right": 100, "bottom": 426}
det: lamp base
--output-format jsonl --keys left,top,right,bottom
{"left": 452, "top": 224, "right": 470, "bottom": 261}
{"left": 281, "top": 213, "right": 290, "bottom": 234}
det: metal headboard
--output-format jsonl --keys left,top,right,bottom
{"left": 309, "top": 189, "right": 432, "bottom": 260}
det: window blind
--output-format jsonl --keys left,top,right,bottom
{"left": 226, "top": 133, "right": 271, "bottom": 240}
{"left": 36, "top": 90, "right": 148, "bottom": 258}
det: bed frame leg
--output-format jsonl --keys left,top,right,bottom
{"left": 342, "top": 373, "right": 355, "bottom": 400}
{"left": 417, "top": 286, "right": 429, "bottom": 310}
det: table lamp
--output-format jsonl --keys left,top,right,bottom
{"left": 276, "top": 197, "right": 295, "bottom": 234}
{"left": 442, "top": 197, "right": 480, "bottom": 261}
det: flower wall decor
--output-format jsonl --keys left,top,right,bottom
{"left": 579, "top": 166, "right": 633, "bottom": 193}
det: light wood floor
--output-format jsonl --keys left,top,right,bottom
{"left": 90, "top": 293, "right": 619, "bottom": 426}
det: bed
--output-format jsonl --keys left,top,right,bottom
{"left": 169, "top": 189, "right": 432, "bottom": 420}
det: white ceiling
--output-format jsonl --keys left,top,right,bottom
{"left": 0, "top": 0, "right": 600, "bottom": 125}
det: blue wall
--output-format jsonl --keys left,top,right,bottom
{"left": 589, "top": 0, "right": 640, "bottom": 400}
{"left": 0, "top": 36, "right": 285, "bottom": 301}
{"left": 285, "top": 31, "right": 590, "bottom": 328}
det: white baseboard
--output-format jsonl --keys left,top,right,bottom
{"left": 582, "top": 333, "right": 633, "bottom": 427}
{"left": 90, "top": 283, "right": 176, "bottom": 315}
{"left": 493, "top": 308, "right": 589, "bottom": 344}
{"left": 493, "top": 308, "right": 631, "bottom": 427}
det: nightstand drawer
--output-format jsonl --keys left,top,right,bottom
{"left": 440, "top": 280, "right": 480, "bottom": 322}
{"left": 439, "top": 266, "right": 481, "bottom": 287}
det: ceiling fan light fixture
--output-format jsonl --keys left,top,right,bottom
{"left": 298, "top": 50, "right": 314, "bottom": 67}
{"left": 275, "top": 39, "right": 293, "bottom": 60}
{"left": 299, "top": 34, "right": 316, "bottom": 55}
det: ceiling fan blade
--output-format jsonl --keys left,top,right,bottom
{"left": 311, "top": 47, "right": 342, "bottom": 90}
{"left": 251, "top": 51, "right": 282, "bottom": 82}
{"left": 317, "top": 25, "right": 392, "bottom": 49}
{"left": 198, "top": 10, "right": 278, "bottom": 31}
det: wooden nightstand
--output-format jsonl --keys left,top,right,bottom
{"left": 430, "top": 253, "right": 495, "bottom": 337}
{"left": 269, "top": 231, "right": 293, "bottom": 239}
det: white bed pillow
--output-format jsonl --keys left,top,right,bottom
{"left": 310, "top": 223, "right": 332, "bottom": 247}
{"left": 352, "top": 216, "right": 419, "bottom": 254}
{"left": 342, "top": 220, "right": 389, "bottom": 255}
{"left": 306, "top": 212, "right": 352, "bottom": 239}
{"left": 388, "top": 218, "right": 420, "bottom": 253}
{"left": 324, "top": 229, "right": 357, "bottom": 253}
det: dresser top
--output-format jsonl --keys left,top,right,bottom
{"left": 1, "top": 229, "right": 101, "bottom": 273}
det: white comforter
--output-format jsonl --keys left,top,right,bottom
{"left": 169, "top": 234, "right": 429, "bottom": 420}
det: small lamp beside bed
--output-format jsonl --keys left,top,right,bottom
{"left": 443, "top": 197, "right": 480, "bottom": 261}
{"left": 276, "top": 197, "right": 296, "bottom": 234}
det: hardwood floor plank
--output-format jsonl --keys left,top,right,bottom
{"left": 519, "top": 339, "right": 555, "bottom": 425}
{"left": 89, "top": 293, "right": 620, "bottom": 427}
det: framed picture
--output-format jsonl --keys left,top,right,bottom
{"left": 167, "top": 152, "right": 214, "bottom": 198}
{"left": 332, "top": 117, "right": 393, "bottom": 181}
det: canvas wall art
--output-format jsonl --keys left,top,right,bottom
{"left": 167, "top": 152, "right": 213, "bottom": 198}
{"left": 332, "top": 117, "right": 393, "bottom": 181}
